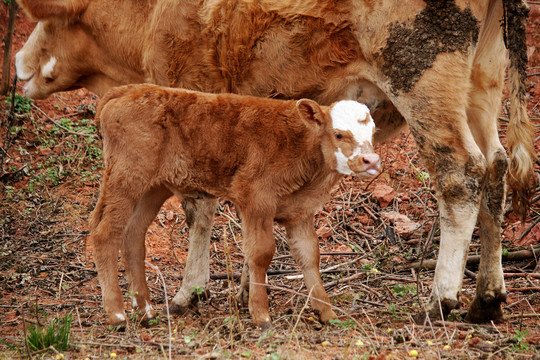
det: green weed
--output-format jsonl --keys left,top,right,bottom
{"left": 26, "top": 313, "right": 72, "bottom": 352}
{"left": 5, "top": 93, "right": 33, "bottom": 114}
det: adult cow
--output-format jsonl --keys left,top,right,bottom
{"left": 16, "top": 0, "right": 537, "bottom": 323}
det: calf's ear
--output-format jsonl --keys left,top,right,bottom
{"left": 17, "top": 0, "right": 89, "bottom": 21}
{"left": 296, "top": 99, "right": 326, "bottom": 129}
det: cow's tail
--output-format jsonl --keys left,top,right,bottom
{"left": 503, "top": 0, "right": 537, "bottom": 219}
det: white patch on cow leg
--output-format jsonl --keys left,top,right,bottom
{"left": 431, "top": 202, "right": 479, "bottom": 303}
{"left": 115, "top": 313, "right": 126, "bottom": 322}
{"left": 145, "top": 302, "right": 154, "bottom": 318}
{"left": 132, "top": 297, "right": 138, "bottom": 308}
{"left": 41, "top": 56, "right": 57, "bottom": 79}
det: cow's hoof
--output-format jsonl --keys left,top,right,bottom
{"left": 413, "top": 299, "right": 459, "bottom": 324}
{"left": 465, "top": 291, "right": 506, "bottom": 323}
{"left": 167, "top": 302, "right": 199, "bottom": 316}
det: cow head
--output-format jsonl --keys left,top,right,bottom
{"left": 296, "top": 99, "right": 379, "bottom": 177}
{"left": 15, "top": 0, "right": 145, "bottom": 99}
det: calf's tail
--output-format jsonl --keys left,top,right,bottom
{"left": 503, "top": 0, "right": 537, "bottom": 219}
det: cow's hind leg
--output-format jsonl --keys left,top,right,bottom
{"left": 169, "top": 196, "right": 218, "bottom": 314}
{"left": 285, "top": 216, "right": 337, "bottom": 323}
{"left": 464, "top": 13, "right": 508, "bottom": 322}
{"left": 123, "top": 186, "right": 172, "bottom": 325}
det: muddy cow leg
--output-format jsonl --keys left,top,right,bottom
{"left": 384, "top": 52, "right": 488, "bottom": 322}
{"left": 169, "top": 196, "right": 218, "bottom": 313}
{"left": 285, "top": 216, "right": 337, "bottom": 323}
{"left": 464, "top": 8, "right": 508, "bottom": 322}
{"left": 241, "top": 211, "right": 275, "bottom": 329}
{"left": 122, "top": 186, "right": 172, "bottom": 324}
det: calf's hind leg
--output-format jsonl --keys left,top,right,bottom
{"left": 90, "top": 181, "right": 139, "bottom": 326}
{"left": 123, "top": 186, "right": 172, "bottom": 324}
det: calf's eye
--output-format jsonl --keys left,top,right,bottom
{"left": 335, "top": 133, "right": 343, "bottom": 140}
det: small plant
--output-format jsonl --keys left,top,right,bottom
{"left": 392, "top": 284, "right": 417, "bottom": 298}
{"left": 511, "top": 330, "right": 529, "bottom": 351}
{"left": 329, "top": 318, "right": 356, "bottom": 328}
{"left": 6, "top": 93, "right": 33, "bottom": 114}
{"left": 26, "top": 313, "right": 72, "bottom": 352}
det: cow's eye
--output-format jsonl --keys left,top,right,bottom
{"left": 335, "top": 133, "right": 343, "bottom": 140}
{"left": 44, "top": 77, "right": 54, "bottom": 84}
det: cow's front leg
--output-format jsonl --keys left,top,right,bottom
{"left": 169, "top": 196, "right": 218, "bottom": 314}
{"left": 285, "top": 216, "right": 337, "bottom": 323}
{"left": 242, "top": 213, "right": 275, "bottom": 329}
{"left": 410, "top": 135, "right": 487, "bottom": 323}
{"left": 123, "top": 187, "right": 171, "bottom": 325}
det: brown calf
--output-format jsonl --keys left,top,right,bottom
{"left": 90, "top": 84, "right": 379, "bottom": 328}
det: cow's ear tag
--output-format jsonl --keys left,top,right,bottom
{"left": 296, "top": 99, "right": 325, "bottom": 129}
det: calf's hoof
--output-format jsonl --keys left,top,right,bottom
{"left": 413, "top": 299, "right": 459, "bottom": 325}
{"left": 317, "top": 308, "right": 338, "bottom": 324}
{"left": 465, "top": 291, "right": 506, "bottom": 323}
{"left": 106, "top": 314, "right": 128, "bottom": 331}
{"left": 258, "top": 321, "right": 272, "bottom": 332}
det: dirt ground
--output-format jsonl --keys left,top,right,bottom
{"left": 1, "top": 2, "right": 539, "bottom": 359}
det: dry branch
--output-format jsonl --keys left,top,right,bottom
{"left": 1, "top": 0, "right": 17, "bottom": 95}
{"left": 397, "top": 246, "right": 540, "bottom": 271}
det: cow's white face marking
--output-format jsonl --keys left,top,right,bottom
{"left": 15, "top": 51, "right": 34, "bottom": 81}
{"left": 41, "top": 57, "right": 57, "bottom": 79}
{"left": 330, "top": 100, "right": 376, "bottom": 175}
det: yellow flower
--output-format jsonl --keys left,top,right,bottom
{"left": 426, "top": 340, "right": 433, "bottom": 345}
{"left": 443, "top": 345, "right": 451, "bottom": 350}
{"left": 110, "top": 352, "right": 118, "bottom": 359}
{"left": 321, "top": 341, "right": 331, "bottom": 347}
{"left": 355, "top": 339, "right": 365, "bottom": 347}
{"left": 55, "top": 355, "right": 64, "bottom": 360}
{"left": 386, "top": 328, "right": 393, "bottom": 334}
{"left": 409, "top": 349, "right": 418, "bottom": 357}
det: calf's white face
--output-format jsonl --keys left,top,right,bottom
{"left": 329, "top": 100, "right": 379, "bottom": 176}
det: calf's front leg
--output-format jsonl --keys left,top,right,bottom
{"left": 285, "top": 216, "right": 337, "bottom": 323}
{"left": 242, "top": 213, "right": 275, "bottom": 329}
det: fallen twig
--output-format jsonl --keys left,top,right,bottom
{"left": 398, "top": 246, "right": 540, "bottom": 271}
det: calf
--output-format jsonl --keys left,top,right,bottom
{"left": 90, "top": 84, "right": 379, "bottom": 328}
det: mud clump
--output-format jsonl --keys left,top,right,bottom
{"left": 380, "top": 0, "right": 479, "bottom": 94}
